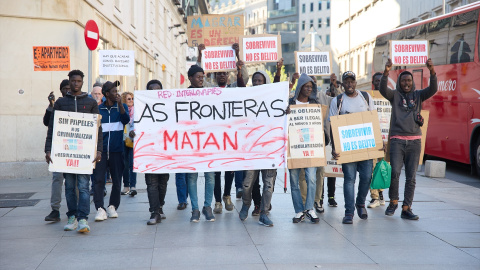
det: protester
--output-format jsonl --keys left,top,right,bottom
{"left": 297, "top": 76, "right": 333, "bottom": 214}
{"left": 45, "top": 70, "right": 103, "bottom": 233}
{"left": 43, "top": 79, "right": 70, "bottom": 222}
{"left": 121, "top": 91, "right": 137, "bottom": 197}
{"left": 237, "top": 59, "right": 284, "bottom": 227}
{"left": 329, "top": 71, "right": 380, "bottom": 224}
{"left": 186, "top": 65, "right": 216, "bottom": 222}
{"left": 286, "top": 73, "right": 325, "bottom": 224}
{"left": 381, "top": 58, "right": 437, "bottom": 220}
{"left": 93, "top": 81, "right": 130, "bottom": 222}
{"left": 368, "top": 72, "right": 386, "bottom": 208}
{"left": 90, "top": 82, "right": 108, "bottom": 195}
{"left": 143, "top": 79, "right": 171, "bottom": 225}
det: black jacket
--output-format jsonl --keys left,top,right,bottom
{"left": 44, "top": 92, "right": 103, "bottom": 153}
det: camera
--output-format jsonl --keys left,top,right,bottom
{"left": 415, "top": 112, "right": 424, "bottom": 127}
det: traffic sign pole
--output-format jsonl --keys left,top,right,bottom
{"left": 84, "top": 20, "right": 99, "bottom": 94}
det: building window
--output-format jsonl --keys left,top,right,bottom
{"left": 302, "top": 21, "right": 305, "bottom": 30}
{"left": 310, "top": 2, "right": 314, "bottom": 12}
{"left": 302, "top": 4, "right": 306, "bottom": 13}
{"left": 274, "top": 0, "right": 279, "bottom": 10}
{"left": 326, "top": 34, "right": 330, "bottom": 45}
{"left": 302, "top": 38, "right": 305, "bottom": 43}
{"left": 310, "top": 19, "right": 313, "bottom": 28}
{"left": 327, "top": 17, "right": 330, "bottom": 27}
{"left": 318, "top": 1, "right": 322, "bottom": 10}
{"left": 318, "top": 18, "right": 322, "bottom": 28}
{"left": 327, "top": 1, "right": 330, "bottom": 9}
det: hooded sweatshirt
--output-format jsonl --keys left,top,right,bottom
{"left": 45, "top": 92, "right": 103, "bottom": 153}
{"left": 252, "top": 70, "right": 272, "bottom": 85}
{"left": 289, "top": 73, "right": 330, "bottom": 145}
{"left": 379, "top": 71, "right": 437, "bottom": 136}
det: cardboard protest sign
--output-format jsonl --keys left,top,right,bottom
{"left": 287, "top": 104, "right": 327, "bottom": 169}
{"left": 390, "top": 40, "right": 429, "bottom": 66}
{"left": 239, "top": 34, "right": 282, "bottom": 64}
{"left": 363, "top": 91, "right": 392, "bottom": 142}
{"left": 133, "top": 82, "right": 289, "bottom": 173}
{"left": 99, "top": 50, "right": 135, "bottom": 75}
{"left": 201, "top": 46, "right": 237, "bottom": 72}
{"left": 330, "top": 110, "right": 384, "bottom": 164}
{"left": 33, "top": 46, "right": 70, "bottom": 71}
{"left": 49, "top": 111, "right": 101, "bottom": 174}
{"left": 324, "top": 144, "right": 343, "bottom": 177}
{"left": 295, "top": 51, "right": 331, "bottom": 76}
{"left": 187, "top": 14, "right": 244, "bottom": 47}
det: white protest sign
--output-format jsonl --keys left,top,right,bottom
{"left": 324, "top": 144, "right": 343, "bottom": 177}
{"left": 374, "top": 98, "right": 391, "bottom": 142}
{"left": 49, "top": 111, "right": 100, "bottom": 174}
{"left": 134, "top": 82, "right": 289, "bottom": 173}
{"left": 390, "top": 40, "right": 429, "bottom": 66}
{"left": 295, "top": 51, "right": 331, "bottom": 76}
{"left": 99, "top": 50, "right": 135, "bottom": 75}
{"left": 240, "top": 35, "right": 282, "bottom": 64}
{"left": 287, "top": 104, "right": 327, "bottom": 169}
{"left": 201, "top": 46, "right": 237, "bottom": 72}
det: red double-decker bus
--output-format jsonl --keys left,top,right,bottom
{"left": 373, "top": 2, "right": 480, "bottom": 174}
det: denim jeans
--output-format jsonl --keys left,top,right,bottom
{"left": 299, "top": 167, "right": 324, "bottom": 204}
{"left": 289, "top": 167, "right": 317, "bottom": 213}
{"left": 122, "top": 146, "right": 137, "bottom": 188}
{"left": 64, "top": 173, "right": 90, "bottom": 220}
{"left": 187, "top": 172, "right": 215, "bottom": 210}
{"left": 145, "top": 174, "right": 169, "bottom": 213}
{"left": 242, "top": 170, "right": 276, "bottom": 212}
{"left": 342, "top": 159, "right": 373, "bottom": 216}
{"left": 175, "top": 173, "right": 188, "bottom": 204}
{"left": 50, "top": 172, "right": 64, "bottom": 211}
{"left": 389, "top": 138, "right": 421, "bottom": 207}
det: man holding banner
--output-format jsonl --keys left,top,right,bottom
{"left": 328, "top": 71, "right": 377, "bottom": 224}
{"left": 381, "top": 58, "right": 437, "bottom": 220}
{"left": 45, "top": 70, "right": 103, "bottom": 233}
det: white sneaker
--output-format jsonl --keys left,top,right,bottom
{"left": 64, "top": 216, "right": 78, "bottom": 231}
{"left": 95, "top": 207, "right": 107, "bottom": 221}
{"left": 367, "top": 199, "right": 380, "bottom": 208}
{"left": 379, "top": 199, "right": 386, "bottom": 205}
{"left": 106, "top": 205, "right": 118, "bottom": 218}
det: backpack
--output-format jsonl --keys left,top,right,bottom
{"left": 336, "top": 91, "right": 370, "bottom": 112}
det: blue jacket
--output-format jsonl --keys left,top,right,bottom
{"left": 99, "top": 101, "right": 130, "bottom": 153}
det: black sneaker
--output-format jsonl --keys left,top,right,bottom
{"left": 385, "top": 203, "right": 398, "bottom": 216}
{"left": 147, "top": 212, "right": 161, "bottom": 225}
{"left": 177, "top": 202, "right": 187, "bottom": 210}
{"left": 342, "top": 215, "right": 353, "bottom": 224}
{"left": 45, "top": 210, "right": 61, "bottom": 222}
{"left": 314, "top": 201, "right": 324, "bottom": 213}
{"left": 328, "top": 197, "right": 337, "bottom": 207}
{"left": 129, "top": 189, "right": 137, "bottom": 197}
{"left": 159, "top": 207, "right": 166, "bottom": 219}
{"left": 292, "top": 211, "right": 305, "bottom": 223}
{"left": 401, "top": 208, "right": 419, "bottom": 220}
{"left": 202, "top": 206, "right": 215, "bottom": 222}
{"left": 252, "top": 205, "right": 260, "bottom": 216}
{"left": 355, "top": 204, "right": 368, "bottom": 220}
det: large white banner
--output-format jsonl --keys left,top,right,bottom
{"left": 49, "top": 111, "right": 100, "bottom": 174}
{"left": 133, "top": 82, "right": 289, "bottom": 173}
{"left": 99, "top": 50, "right": 135, "bottom": 75}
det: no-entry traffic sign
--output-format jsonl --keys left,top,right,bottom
{"left": 84, "top": 20, "right": 99, "bottom": 51}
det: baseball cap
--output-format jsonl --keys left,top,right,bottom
{"left": 101, "top": 80, "right": 120, "bottom": 95}
{"left": 342, "top": 71, "right": 356, "bottom": 81}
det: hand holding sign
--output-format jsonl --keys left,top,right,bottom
{"left": 384, "top": 58, "right": 393, "bottom": 75}
{"left": 331, "top": 149, "right": 340, "bottom": 160}
{"left": 277, "top": 58, "right": 284, "bottom": 70}
{"left": 198, "top": 44, "right": 206, "bottom": 63}
{"left": 236, "top": 60, "right": 244, "bottom": 71}
{"left": 426, "top": 58, "right": 435, "bottom": 75}
{"left": 45, "top": 152, "right": 53, "bottom": 164}
{"left": 232, "top": 43, "right": 240, "bottom": 59}
{"left": 93, "top": 151, "right": 102, "bottom": 163}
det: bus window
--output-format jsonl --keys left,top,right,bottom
{"left": 373, "top": 34, "right": 391, "bottom": 72}
{"left": 427, "top": 18, "right": 451, "bottom": 65}
{"left": 448, "top": 10, "right": 478, "bottom": 64}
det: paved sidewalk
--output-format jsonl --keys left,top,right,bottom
{"left": 0, "top": 169, "right": 479, "bottom": 270}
